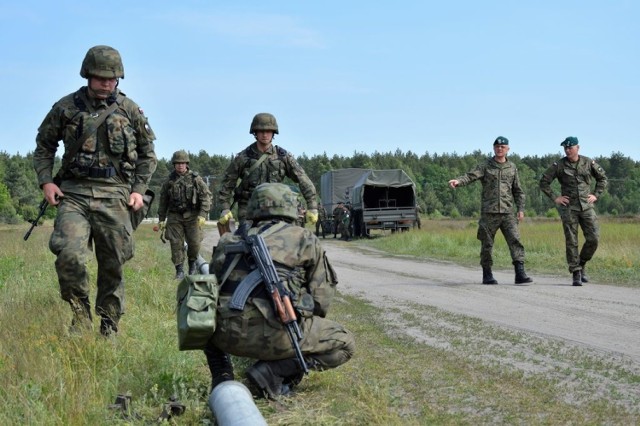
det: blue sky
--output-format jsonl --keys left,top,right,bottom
{"left": 1, "top": 0, "right": 639, "bottom": 162}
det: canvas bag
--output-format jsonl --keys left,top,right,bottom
{"left": 176, "top": 274, "right": 218, "bottom": 350}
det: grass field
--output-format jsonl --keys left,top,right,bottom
{"left": 1, "top": 220, "right": 639, "bottom": 425}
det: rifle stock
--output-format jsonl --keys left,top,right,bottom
{"left": 247, "top": 234, "right": 308, "bottom": 374}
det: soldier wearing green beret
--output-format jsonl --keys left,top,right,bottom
{"left": 539, "top": 137, "right": 608, "bottom": 286}
{"left": 448, "top": 136, "right": 533, "bottom": 285}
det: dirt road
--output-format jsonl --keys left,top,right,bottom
{"left": 203, "top": 229, "right": 640, "bottom": 363}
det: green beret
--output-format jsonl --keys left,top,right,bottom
{"left": 561, "top": 136, "right": 579, "bottom": 147}
{"left": 494, "top": 136, "right": 509, "bottom": 145}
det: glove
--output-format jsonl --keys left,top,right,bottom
{"left": 305, "top": 209, "right": 318, "bottom": 225}
{"left": 198, "top": 216, "right": 206, "bottom": 227}
{"left": 158, "top": 220, "right": 166, "bottom": 231}
{"left": 219, "top": 209, "right": 233, "bottom": 225}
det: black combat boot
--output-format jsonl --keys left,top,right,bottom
{"left": 99, "top": 316, "right": 119, "bottom": 337}
{"left": 482, "top": 267, "right": 498, "bottom": 285}
{"left": 245, "top": 358, "right": 302, "bottom": 399}
{"left": 175, "top": 264, "right": 185, "bottom": 280}
{"left": 514, "top": 261, "right": 533, "bottom": 285}
{"left": 69, "top": 297, "right": 93, "bottom": 333}
{"left": 572, "top": 270, "right": 582, "bottom": 286}
{"left": 188, "top": 259, "right": 197, "bottom": 275}
{"left": 205, "top": 347, "right": 234, "bottom": 390}
{"left": 579, "top": 261, "right": 589, "bottom": 283}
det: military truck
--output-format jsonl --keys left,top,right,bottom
{"left": 320, "top": 168, "right": 417, "bottom": 237}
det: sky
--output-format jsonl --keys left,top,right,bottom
{"left": 1, "top": 0, "right": 639, "bottom": 162}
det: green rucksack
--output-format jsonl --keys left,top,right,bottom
{"left": 176, "top": 274, "right": 218, "bottom": 350}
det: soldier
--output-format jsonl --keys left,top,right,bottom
{"left": 158, "top": 150, "right": 212, "bottom": 279}
{"left": 332, "top": 202, "right": 344, "bottom": 239}
{"left": 448, "top": 136, "right": 533, "bottom": 285}
{"left": 33, "top": 45, "right": 157, "bottom": 336}
{"left": 204, "top": 183, "right": 355, "bottom": 399}
{"left": 315, "top": 204, "right": 327, "bottom": 238}
{"left": 339, "top": 202, "right": 353, "bottom": 241}
{"left": 539, "top": 137, "right": 608, "bottom": 286}
{"left": 217, "top": 113, "right": 318, "bottom": 228}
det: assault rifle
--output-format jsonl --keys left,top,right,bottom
{"left": 24, "top": 198, "right": 49, "bottom": 241}
{"left": 243, "top": 234, "right": 308, "bottom": 374}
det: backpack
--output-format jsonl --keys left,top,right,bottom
{"left": 176, "top": 274, "right": 218, "bottom": 350}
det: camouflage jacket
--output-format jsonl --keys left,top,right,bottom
{"left": 33, "top": 87, "right": 157, "bottom": 197}
{"left": 454, "top": 157, "right": 525, "bottom": 214}
{"left": 539, "top": 156, "right": 608, "bottom": 211}
{"left": 218, "top": 142, "right": 317, "bottom": 211}
{"left": 158, "top": 169, "right": 212, "bottom": 221}
{"left": 212, "top": 219, "right": 337, "bottom": 318}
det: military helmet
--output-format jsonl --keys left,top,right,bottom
{"left": 80, "top": 45, "right": 125, "bottom": 79}
{"left": 171, "top": 150, "right": 190, "bottom": 164}
{"left": 247, "top": 183, "right": 298, "bottom": 221}
{"left": 250, "top": 113, "right": 279, "bottom": 134}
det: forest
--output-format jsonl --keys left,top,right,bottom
{"left": 1, "top": 149, "right": 639, "bottom": 224}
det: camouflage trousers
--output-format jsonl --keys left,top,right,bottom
{"left": 477, "top": 213, "right": 525, "bottom": 268}
{"left": 210, "top": 296, "right": 355, "bottom": 370}
{"left": 49, "top": 192, "right": 133, "bottom": 321}
{"left": 559, "top": 207, "right": 599, "bottom": 272}
{"left": 165, "top": 212, "right": 204, "bottom": 265}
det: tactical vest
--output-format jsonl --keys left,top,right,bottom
{"left": 62, "top": 88, "right": 137, "bottom": 181}
{"left": 167, "top": 171, "right": 200, "bottom": 213}
{"left": 237, "top": 145, "right": 288, "bottom": 197}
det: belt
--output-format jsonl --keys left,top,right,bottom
{"left": 78, "top": 166, "right": 117, "bottom": 178}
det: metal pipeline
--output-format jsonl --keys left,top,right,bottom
{"left": 209, "top": 381, "right": 267, "bottom": 426}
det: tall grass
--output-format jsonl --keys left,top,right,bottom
{"left": 1, "top": 222, "right": 639, "bottom": 425}
{"left": 362, "top": 217, "right": 640, "bottom": 287}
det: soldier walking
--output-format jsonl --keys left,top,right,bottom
{"left": 217, "top": 113, "right": 318, "bottom": 228}
{"left": 158, "top": 150, "right": 212, "bottom": 279}
{"left": 33, "top": 45, "right": 157, "bottom": 336}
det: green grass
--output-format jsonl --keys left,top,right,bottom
{"left": 1, "top": 222, "right": 639, "bottom": 425}
{"left": 360, "top": 217, "right": 640, "bottom": 287}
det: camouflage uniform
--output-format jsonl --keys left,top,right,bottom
{"left": 158, "top": 168, "right": 211, "bottom": 271}
{"left": 33, "top": 49, "right": 157, "bottom": 334}
{"left": 315, "top": 205, "right": 327, "bottom": 237}
{"left": 539, "top": 155, "right": 608, "bottom": 272}
{"left": 453, "top": 157, "right": 526, "bottom": 268}
{"left": 218, "top": 142, "right": 317, "bottom": 222}
{"left": 205, "top": 183, "right": 354, "bottom": 398}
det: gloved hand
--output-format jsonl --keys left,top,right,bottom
{"left": 219, "top": 209, "right": 233, "bottom": 225}
{"left": 198, "top": 216, "right": 206, "bottom": 227}
{"left": 158, "top": 220, "right": 166, "bottom": 232}
{"left": 305, "top": 208, "right": 319, "bottom": 225}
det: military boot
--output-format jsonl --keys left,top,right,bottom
{"left": 245, "top": 358, "right": 302, "bottom": 400}
{"left": 69, "top": 297, "right": 93, "bottom": 333}
{"left": 188, "top": 259, "right": 197, "bottom": 275}
{"left": 175, "top": 264, "right": 185, "bottom": 280}
{"left": 99, "top": 316, "right": 119, "bottom": 337}
{"left": 205, "top": 347, "right": 234, "bottom": 390}
{"left": 579, "top": 261, "right": 589, "bottom": 283}
{"left": 572, "top": 270, "right": 583, "bottom": 286}
{"left": 482, "top": 267, "right": 498, "bottom": 285}
{"left": 513, "top": 261, "right": 533, "bottom": 285}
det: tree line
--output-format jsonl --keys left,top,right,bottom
{"left": 1, "top": 149, "right": 639, "bottom": 225}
